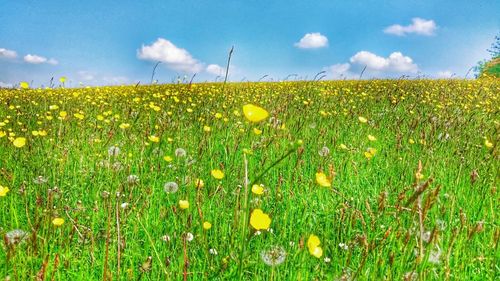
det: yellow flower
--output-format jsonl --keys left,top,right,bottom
{"left": 0, "top": 185, "right": 9, "bottom": 197}
{"left": 119, "top": 123, "right": 130, "bottom": 129}
{"left": 148, "top": 135, "right": 160, "bottom": 143}
{"left": 13, "top": 137, "right": 26, "bottom": 148}
{"left": 368, "top": 134, "right": 377, "bottom": 141}
{"left": 409, "top": 139, "right": 415, "bottom": 144}
{"left": 195, "top": 178, "right": 205, "bottom": 188}
{"left": 250, "top": 209, "right": 271, "bottom": 230}
{"left": 339, "top": 144, "right": 348, "bottom": 150}
{"left": 307, "top": 234, "right": 323, "bottom": 258}
{"left": 203, "top": 125, "right": 211, "bottom": 132}
{"left": 59, "top": 111, "right": 67, "bottom": 119}
{"left": 179, "top": 200, "right": 189, "bottom": 210}
{"left": 358, "top": 116, "right": 368, "bottom": 123}
{"left": 253, "top": 128, "right": 262, "bottom": 135}
{"left": 364, "top": 147, "right": 377, "bottom": 159}
{"left": 214, "top": 113, "right": 223, "bottom": 119}
{"left": 242, "top": 104, "right": 269, "bottom": 123}
{"left": 485, "top": 139, "right": 493, "bottom": 148}
{"left": 203, "top": 221, "right": 212, "bottom": 230}
{"left": 251, "top": 184, "right": 264, "bottom": 195}
{"left": 315, "top": 172, "right": 331, "bottom": 187}
{"left": 0, "top": 131, "right": 6, "bottom": 138}
{"left": 415, "top": 172, "right": 424, "bottom": 180}
{"left": 73, "top": 113, "right": 84, "bottom": 120}
{"left": 52, "top": 217, "right": 65, "bottom": 226}
{"left": 211, "top": 169, "right": 224, "bottom": 180}
{"left": 59, "top": 77, "right": 67, "bottom": 83}
{"left": 163, "top": 155, "right": 173, "bottom": 162}
{"left": 20, "top": 81, "right": 29, "bottom": 89}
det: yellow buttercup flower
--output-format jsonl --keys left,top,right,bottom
{"left": 195, "top": 178, "right": 205, "bottom": 188}
{"left": 251, "top": 184, "right": 264, "bottom": 195}
{"left": 203, "top": 221, "right": 212, "bottom": 230}
{"left": 250, "top": 209, "right": 271, "bottom": 230}
{"left": 484, "top": 139, "right": 493, "bottom": 148}
{"left": 119, "top": 123, "right": 130, "bottom": 129}
{"left": 307, "top": 234, "right": 323, "bottom": 258}
{"left": 13, "top": 137, "right": 26, "bottom": 148}
{"left": 52, "top": 217, "right": 65, "bottom": 226}
{"left": 368, "top": 135, "right": 377, "bottom": 141}
{"left": 20, "top": 81, "right": 29, "bottom": 89}
{"left": 364, "top": 147, "right": 377, "bottom": 159}
{"left": 253, "top": 128, "right": 262, "bottom": 135}
{"left": 211, "top": 169, "right": 224, "bottom": 180}
{"left": 203, "top": 125, "right": 211, "bottom": 132}
{"left": 179, "top": 200, "right": 189, "bottom": 209}
{"left": 163, "top": 155, "right": 173, "bottom": 162}
{"left": 358, "top": 116, "right": 368, "bottom": 123}
{"left": 148, "top": 135, "right": 160, "bottom": 143}
{"left": 74, "top": 113, "right": 84, "bottom": 120}
{"left": 315, "top": 172, "right": 331, "bottom": 187}
{"left": 0, "top": 185, "right": 9, "bottom": 197}
{"left": 242, "top": 104, "right": 269, "bottom": 123}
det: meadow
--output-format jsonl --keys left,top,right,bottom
{"left": 0, "top": 79, "right": 498, "bottom": 280}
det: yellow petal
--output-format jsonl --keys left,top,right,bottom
{"left": 315, "top": 172, "right": 331, "bottom": 187}
{"left": 242, "top": 104, "right": 269, "bottom": 123}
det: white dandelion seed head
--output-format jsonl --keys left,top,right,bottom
{"left": 112, "top": 162, "right": 123, "bottom": 171}
{"left": 185, "top": 232, "right": 194, "bottom": 242}
{"left": 428, "top": 245, "right": 442, "bottom": 264}
{"left": 127, "top": 175, "right": 139, "bottom": 185}
{"left": 175, "top": 148, "right": 187, "bottom": 158}
{"left": 421, "top": 231, "right": 431, "bottom": 243}
{"left": 108, "top": 146, "right": 121, "bottom": 157}
{"left": 318, "top": 146, "right": 330, "bottom": 157}
{"left": 260, "top": 246, "right": 286, "bottom": 266}
{"left": 120, "top": 202, "right": 129, "bottom": 209}
{"left": 163, "top": 182, "right": 179, "bottom": 194}
{"left": 5, "top": 229, "right": 28, "bottom": 246}
{"left": 33, "top": 176, "right": 48, "bottom": 185}
{"left": 404, "top": 271, "right": 418, "bottom": 281}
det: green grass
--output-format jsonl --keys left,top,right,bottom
{"left": 0, "top": 79, "right": 498, "bottom": 280}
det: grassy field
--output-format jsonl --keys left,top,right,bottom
{"left": 0, "top": 79, "right": 498, "bottom": 280}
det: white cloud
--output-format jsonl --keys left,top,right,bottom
{"left": 384, "top": 18, "right": 437, "bottom": 36}
{"left": 77, "top": 71, "right": 95, "bottom": 81}
{"left": 322, "top": 63, "right": 352, "bottom": 79}
{"left": 0, "top": 82, "right": 13, "bottom": 88}
{"left": 294, "top": 33, "right": 328, "bottom": 49}
{"left": 436, "top": 70, "right": 454, "bottom": 78}
{"left": 206, "top": 64, "right": 225, "bottom": 76}
{"left": 137, "top": 38, "right": 203, "bottom": 73}
{"left": 23, "top": 54, "right": 58, "bottom": 65}
{"left": 0, "top": 48, "right": 17, "bottom": 59}
{"left": 103, "top": 76, "right": 129, "bottom": 85}
{"left": 350, "top": 51, "right": 418, "bottom": 73}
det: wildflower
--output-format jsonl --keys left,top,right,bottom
{"left": 251, "top": 184, "right": 264, "bottom": 195}
{"left": 415, "top": 172, "right": 424, "bottom": 180}
{"left": 203, "top": 125, "right": 211, "bottom": 132}
{"left": 52, "top": 217, "right": 65, "bottom": 226}
{"left": 368, "top": 134, "right": 377, "bottom": 141}
{"left": 250, "top": 209, "right": 271, "bottom": 230}
{"left": 211, "top": 169, "right": 224, "bottom": 180}
{"left": 0, "top": 185, "right": 10, "bottom": 197}
{"left": 195, "top": 178, "right": 205, "bottom": 188}
{"left": 13, "top": 137, "right": 26, "bottom": 148}
{"left": 179, "top": 200, "right": 189, "bottom": 209}
{"left": 175, "top": 148, "right": 187, "bottom": 158}
{"left": 33, "top": 176, "right": 48, "bottom": 185}
{"left": 20, "top": 81, "right": 29, "bottom": 89}
{"left": 73, "top": 113, "right": 84, "bottom": 120}
{"left": 120, "top": 202, "right": 129, "bottom": 209}
{"left": 339, "top": 243, "right": 349, "bottom": 251}
{"left": 108, "top": 146, "right": 120, "bottom": 157}
{"left": 209, "top": 248, "right": 218, "bottom": 255}
{"left": 4, "top": 229, "right": 28, "bottom": 246}
{"left": 163, "top": 155, "right": 173, "bottom": 162}
{"left": 59, "top": 111, "right": 67, "bottom": 119}
{"left": 163, "top": 182, "right": 179, "bottom": 193}
{"left": 358, "top": 116, "right": 368, "bottom": 123}
{"left": 364, "top": 147, "right": 377, "bottom": 159}
{"left": 339, "top": 144, "right": 348, "bottom": 150}
{"left": 242, "top": 104, "right": 269, "bottom": 123}
{"left": 253, "top": 128, "right": 262, "bottom": 135}
{"left": 315, "top": 172, "right": 331, "bottom": 187}
{"left": 148, "top": 135, "right": 160, "bottom": 143}
{"left": 260, "top": 246, "right": 286, "bottom": 266}
{"left": 324, "top": 257, "right": 331, "bottom": 263}
{"left": 59, "top": 77, "right": 66, "bottom": 83}
{"left": 203, "top": 221, "right": 212, "bottom": 230}
{"left": 119, "top": 123, "right": 130, "bottom": 129}
{"left": 409, "top": 138, "right": 415, "bottom": 144}
{"left": 127, "top": 175, "right": 139, "bottom": 185}
{"left": 307, "top": 234, "right": 323, "bottom": 258}
{"left": 318, "top": 146, "right": 330, "bottom": 157}
{"left": 484, "top": 139, "right": 493, "bottom": 148}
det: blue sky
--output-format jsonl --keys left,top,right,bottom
{"left": 0, "top": 0, "right": 498, "bottom": 86}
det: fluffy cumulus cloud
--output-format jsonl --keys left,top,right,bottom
{"left": 23, "top": 54, "right": 58, "bottom": 65}
{"left": 0, "top": 48, "right": 17, "bottom": 59}
{"left": 322, "top": 63, "right": 352, "bottom": 79}
{"left": 137, "top": 38, "right": 203, "bottom": 73}
{"left": 294, "top": 33, "right": 328, "bottom": 49}
{"left": 206, "top": 64, "right": 225, "bottom": 76}
{"left": 350, "top": 51, "right": 418, "bottom": 73}
{"left": 384, "top": 18, "right": 437, "bottom": 36}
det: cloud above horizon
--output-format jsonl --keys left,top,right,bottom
{"left": 23, "top": 54, "right": 58, "bottom": 65}
{"left": 294, "top": 33, "right": 329, "bottom": 49}
{"left": 0, "top": 48, "right": 17, "bottom": 59}
{"left": 384, "top": 18, "right": 437, "bottom": 36}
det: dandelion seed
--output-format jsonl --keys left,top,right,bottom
{"left": 421, "top": 231, "right": 431, "bottom": 243}
{"left": 175, "top": 148, "right": 187, "bottom": 158}
{"left": 127, "top": 175, "right": 139, "bottom": 185}
{"left": 318, "top": 146, "right": 330, "bottom": 157}
{"left": 428, "top": 245, "right": 442, "bottom": 264}
{"left": 185, "top": 232, "right": 194, "bottom": 242}
{"left": 112, "top": 161, "right": 123, "bottom": 171}
{"left": 108, "top": 146, "right": 121, "bottom": 157}
{"left": 120, "top": 202, "right": 129, "bottom": 209}
{"left": 33, "top": 176, "right": 48, "bottom": 185}
{"left": 163, "top": 182, "right": 179, "bottom": 193}
{"left": 4, "top": 229, "right": 28, "bottom": 246}
{"left": 260, "top": 246, "right": 286, "bottom": 266}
